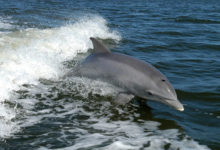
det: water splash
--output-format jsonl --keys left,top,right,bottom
{"left": 0, "top": 15, "right": 120, "bottom": 138}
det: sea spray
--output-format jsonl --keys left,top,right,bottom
{"left": 0, "top": 15, "right": 120, "bottom": 138}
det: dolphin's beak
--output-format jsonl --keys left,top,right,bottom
{"left": 164, "top": 99, "right": 184, "bottom": 111}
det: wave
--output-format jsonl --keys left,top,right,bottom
{"left": 0, "top": 16, "right": 13, "bottom": 31}
{"left": 175, "top": 16, "right": 220, "bottom": 24}
{"left": 0, "top": 14, "right": 120, "bottom": 138}
{"left": 177, "top": 89, "right": 220, "bottom": 102}
{"left": 1, "top": 77, "right": 210, "bottom": 150}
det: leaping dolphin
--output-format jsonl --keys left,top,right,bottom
{"left": 70, "top": 37, "right": 184, "bottom": 111}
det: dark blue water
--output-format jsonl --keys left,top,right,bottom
{"left": 0, "top": 0, "right": 219, "bottom": 150}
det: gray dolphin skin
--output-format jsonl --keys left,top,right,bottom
{"left": 72, "top": 37, "right": 184, "bottom": 111}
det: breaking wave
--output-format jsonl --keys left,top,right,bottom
{"left": 0, "top": 15, "right": 120, "bottom": 138}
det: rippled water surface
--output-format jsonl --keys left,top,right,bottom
{"left": 0, "top": 0, "right": 219, "bottom": 150}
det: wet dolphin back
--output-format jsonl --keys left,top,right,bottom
{"left": 77, "top": 52, "right": 170, "bottom": 96}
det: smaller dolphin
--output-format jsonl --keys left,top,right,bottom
{"left": 70, "top": 38, "right": 184, "bottom": 111}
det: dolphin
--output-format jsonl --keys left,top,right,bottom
{"left": 70, "top": 37, "right": 184, "bottom": 111}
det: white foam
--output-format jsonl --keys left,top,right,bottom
{"left": 16, "top": 77, "right": 209, "bottom": 150}
{"left": 42, "top": 119, "right": 210, "bottom": 150}
{"left": 0, "top": 103, "right": 17, "bottom": 138}
{"left": 0, "top": 16, "right": 13, "bottom": 31}
{"left": 64, "top": 77, "right": 123, "bottom": 98}
{"left": 0, "top": 15, "right": 120, "bottom": 138}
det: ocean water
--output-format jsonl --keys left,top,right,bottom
{"left": 0, "top": 0, "right": 219, "bottom": 150}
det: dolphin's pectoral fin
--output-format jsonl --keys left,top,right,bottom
{"left": 134, "top": 98, "right": 152, "bottom": 109}
{"left": 113, "top": 93, "right": 134, "bottom": 105}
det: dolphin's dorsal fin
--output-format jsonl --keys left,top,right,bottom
{"left": 90, "top": 37, "right": 111, "bottom": 53}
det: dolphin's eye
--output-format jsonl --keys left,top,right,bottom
{"left": 148, "top": 92, "right": 153, "bottom": 96}
{"left": 161, "top": 79, "right": 166, "bottom": 82}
